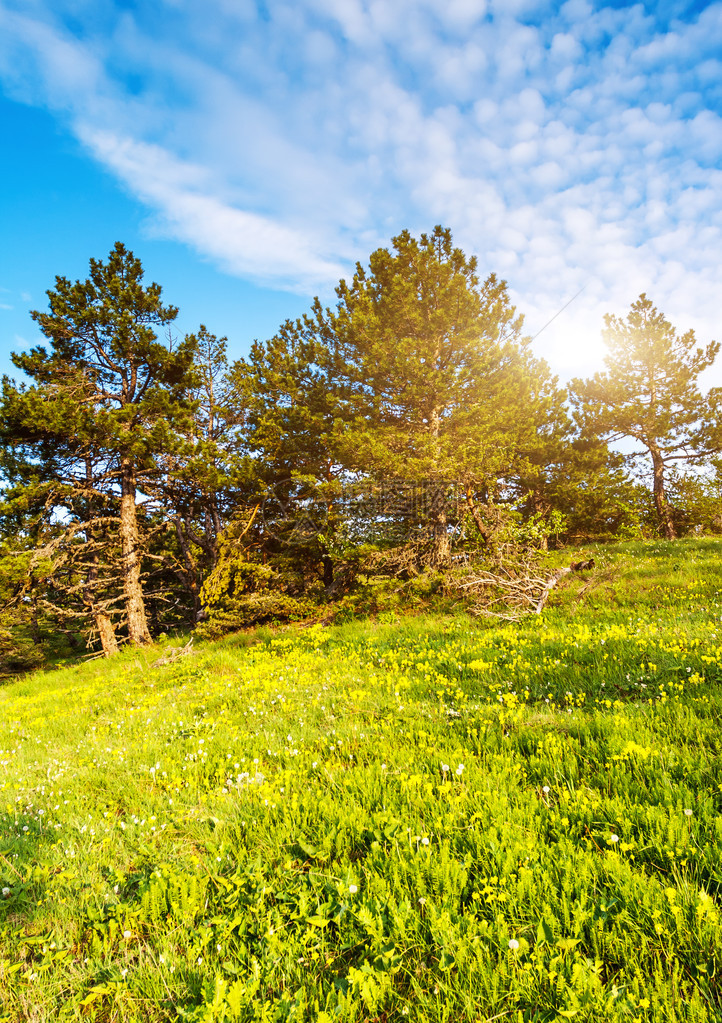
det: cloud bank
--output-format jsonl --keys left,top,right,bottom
{"left": 0, "top": 0, "right": 721, "bottom": 374}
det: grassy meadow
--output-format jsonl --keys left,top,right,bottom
{"left": 1, "top": 538, "right": 722, "bottom": 1022}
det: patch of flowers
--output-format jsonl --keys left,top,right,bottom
{"left": 1, "top": 541, "right": 721, "bottom": 1020}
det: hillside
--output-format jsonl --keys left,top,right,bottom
{"left": 1, "top": 539, "right": 722, "bottom": 1022}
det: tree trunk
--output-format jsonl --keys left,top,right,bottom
{"left": 650, "top": 446, "right": 676, "bottom": 540}
{"left": 322, "top": 487, "right": 335, "bottom": 589}
{"left": 175, "top": 515, "right": 201, "bottom": 625}
{"left": 83, "top": 456, "right": 120, "bottom": 656}
{"left": 95, "top": 612, "right": 120, "bottom": 656}
{"left": 465, "top": 488, "right": 491, "bottom": 544}
{"left": 207, "top": 503, "right": 222, "bottom": 567}
{"left": 428, "top": 483, "right": 451, "bottom": 567}
{"left": 120, "top": 458, "right": 152, "bottom": 644}
{"left": 322, "top": 555, "right": 334, "bottom": 589}
{"left": 531, "top": 491, "right": 550, "bottom": 550}
{"left": 427, "top": 406, "right": 451, "bottom": 567}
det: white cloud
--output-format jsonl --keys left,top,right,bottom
{"left": 0, "top": 0, "right": 721, "bottom": 380}
{"left": 0, "top": 5, "right": 106, "bottom": 111}
{"left": 79, "top": 129, "right": 348, "bottom": 291}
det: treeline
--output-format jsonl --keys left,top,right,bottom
{"left": 1, "top": 229, "right": 721, "bottom": 669}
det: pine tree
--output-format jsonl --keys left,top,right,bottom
{"left": 1, "top": 242, "right": 197, "bottom": 649}
{"left": 570, "top": 294, "right": 721, "bottom": 539}
{"left": 268, "top": 226, "right": 553, "bottom": 568}
{"left": 232, "top": 323, "right": 347, "bottom": 590}
{"left": 158, "top": 326, "right": 246, "bottom": 623}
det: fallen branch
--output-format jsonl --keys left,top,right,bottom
{"left": 535, "top": 559, "right": 596, "bottom": 614}
{"left": 454, "top": 557, "right": 595, "bottom": 621}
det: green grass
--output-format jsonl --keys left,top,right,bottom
{"left": 1, "top": 538, "right": 722, "bottom": 1022}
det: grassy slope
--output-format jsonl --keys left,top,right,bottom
{"left": 1, "top": 539, "right": 722, "bottom": 1022}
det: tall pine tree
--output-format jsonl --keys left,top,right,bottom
{"left": 1, "top": 242, "right": 197, "bottom": 649}
{"left": 264, "top": 227, "right": 557, "bottom": 567}
{"left": 570, "top": 294, "right": 720, "bottom": 539}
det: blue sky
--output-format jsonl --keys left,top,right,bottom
{"left": 1, "top": 0, "right": 721, "bottom": 383}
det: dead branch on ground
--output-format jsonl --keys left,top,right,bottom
{"left": 451, "top": 558, "right": 595, "bottom": 621}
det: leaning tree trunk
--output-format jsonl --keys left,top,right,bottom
{"left": 120, "top": 457, "right": 152, "bottom": 645}
{"left": 84, "top": 563, "right": 119, "bottom": 657}
{"left": 83, "top": 456, "right": 120, "bottom": 656}
{"left": 465, "top": 487, "right": 491, "bottom": 544}
{"left": 650, "top": 445, "right": 676, "bottom": 540}
{"left": 95, "top": 612, "right": 120, "bottom": 656}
